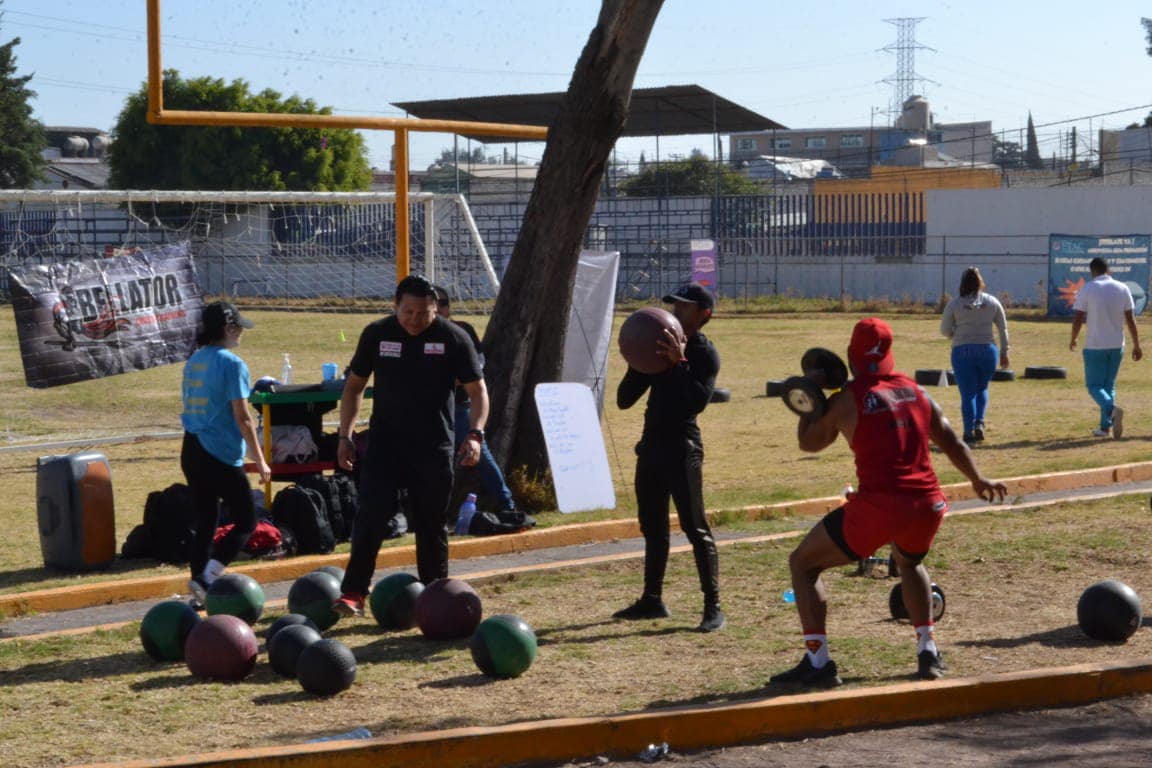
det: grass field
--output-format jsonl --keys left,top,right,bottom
{"left": 1, "top": 305, "right": 1150, "bottom": 593}
{"left": 1, "top": 494, "right": 1150, "bottom": 766}
{"left": 2, "top": 303, "right": 1152, "bottom": 766}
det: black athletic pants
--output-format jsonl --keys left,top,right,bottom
{"left": 634, "top": 437, "right": 720, "bottom": 606}
{"left": 343, "top": 438, "right": 454, "bottom": 593}
{"left": 180, "top": 432, "right": 257, "bottom": 579}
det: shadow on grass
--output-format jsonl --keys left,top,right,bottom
{"left": 4, "top": 649, "right": 171, "bottom": 687}
{"left": 953, "top": 623, "right": 1101, "bottom": 649}
{"left": 345, "top": 631, "right": 465, "bottom": 665}
{"left": 536, "top": 621, "right": 692, "bottom": 647}
{"left": 419, "top": 672, "right": 498, "bottom": 690}
{"left": 0, "top": 558, "right": 173, "bottom": 593}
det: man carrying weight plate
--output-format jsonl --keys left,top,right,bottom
{"left": 771, "top": 317, "right": 1007, "bottom": 687}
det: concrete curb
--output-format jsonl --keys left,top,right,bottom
{"left": 74, "top": 657, "right": 1152, "bottom": 768}
{"left": 6, "top": 461, "right": 1152, "bottom": 618}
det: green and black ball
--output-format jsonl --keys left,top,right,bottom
{"left": 470, "top": 614, "right": 537, "bottom": 678}
{"left": 205, "top": 573, "right": 266, "bottom": 625}
{"left": 140, "top": 600, "right": 202, "bottom": 662}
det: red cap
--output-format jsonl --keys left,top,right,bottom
{"left": 848, "top": 317, "right": 894, "bottom": 376}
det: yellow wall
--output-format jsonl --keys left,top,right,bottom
{"left": 814, "top": 166, "right": 1001, "bottom": 196}
{"left": 807, "top": 167, "right": 1001, "bottom": 224}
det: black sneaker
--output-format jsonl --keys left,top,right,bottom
{"left": 917, "top": 649, "right": 946, "bottom": 680}
{"left": 769, "top": 655, "right": 842, "bottom": 688}
{"left": 698, "top": 604, "right": 726, "bottom": 633}
{"left": 972, "top": 423, "right": 985, "bottom": 442}
{"left": 612, "top": 595, "right": 670, "bottom": 620}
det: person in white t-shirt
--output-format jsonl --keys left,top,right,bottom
{"left": 1069, "top": 257, "right": 1143, "bottom": 438}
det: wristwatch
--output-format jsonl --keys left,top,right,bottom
{"left": 467, "top": 428, "right": 485, "bottom": 443}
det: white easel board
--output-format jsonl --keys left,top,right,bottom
{"left": 534, "top": 382, "right": 616, "bottom": 514}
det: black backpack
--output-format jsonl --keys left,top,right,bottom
{"left": 469, "top": 509, "right": 537, "bottom": 537}
{"left": 122, "top": 483, "right": 196, "bottom": 564}
{"left": 271, "top": 485, "right": 335, "bottom": 555}
{"left": 296, "top": 473, "right": 358, "bottom": 542}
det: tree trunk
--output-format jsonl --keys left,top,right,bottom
{"left": 483, "top": 0, "right": 664, "bottom": 481}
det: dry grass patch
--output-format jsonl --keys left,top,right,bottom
{"left": 2, "top": 494, "right": 1152, "bottom": 766}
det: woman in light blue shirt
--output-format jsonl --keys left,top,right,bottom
{"left": 940, "top": 267, "right": 1010, "bottom": 445}
{"left": 181, "top": 301, "right": 271, "bottom": 606}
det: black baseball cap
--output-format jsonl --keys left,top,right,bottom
{"left": 662, "top": 282, "right": 715, "bottom": 312}
{"left": 202, "top": 300, "right": 254, "bottom": 331}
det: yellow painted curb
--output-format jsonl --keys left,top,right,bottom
{"left": 74, "top": 657, "right": 1152, "bottom": 768}
{"left": 2, "top": 531, "right": 807, "bottom": 644}
{"left": 6, "top": 461, "right": 1152, "bottom": 618}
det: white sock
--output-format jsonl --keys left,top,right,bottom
{"left": 203, "top": 559, "right": 225, "bottom": 584}
{"left": 803, "top": 633, "right": 830, "bottom": 668}
{"left": 916, "top": 623, "right": 938, "bottom": 655}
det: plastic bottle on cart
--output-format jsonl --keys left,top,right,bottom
{"left": 280, "top": 353, "right": 293, "bottom": 384}
{"left": 454, "top": 493, "right": 478, "bottom": 535}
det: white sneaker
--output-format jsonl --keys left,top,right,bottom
{"left": 1092, "top": 428, "right": 1111, "bottom": 438}
{"left": 187, "top": 576, "right": 209, "bottom": 605}
{"left": 1112, "top": 407, "right": 1124, "bottom": 439}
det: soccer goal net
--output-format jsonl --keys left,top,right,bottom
{"left": 0, "top": 190, "right": 500, "bottom": 307}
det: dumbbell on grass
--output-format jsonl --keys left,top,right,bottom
{"left": 781, "top": 347, "right": 849, "bottom": 418}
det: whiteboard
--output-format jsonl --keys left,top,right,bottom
{"left": 534, "top": 382, "right": 616, "bottom": 514}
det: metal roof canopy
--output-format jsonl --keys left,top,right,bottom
{"left": 394, "top": 84, "right": 784, "bottom": 143}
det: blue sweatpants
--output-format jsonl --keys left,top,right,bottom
{"left": 1082, "top": 348, "right": 1123, "bottom": 430}
{"left": 951, "top": 343, "right": 998, "bottom": 436}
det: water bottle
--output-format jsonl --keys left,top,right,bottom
{"left": 280, "top": 353, "right": 293, "bottom": 384}
{"left": 454, "top": 493, "right": 478, "bottom": 535}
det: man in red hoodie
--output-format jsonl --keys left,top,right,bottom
{"left": 770, "top": 318, "right": 1007, "bottom": 688}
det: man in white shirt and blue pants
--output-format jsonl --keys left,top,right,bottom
{"left": 1069, "top": 257, "right": 1143, "bottom": 438}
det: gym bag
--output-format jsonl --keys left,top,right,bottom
{"left": 121, "top": 483, "right": 196, "bottom": 564}
{"left": 295, "top": 472, "right": 358, "bottom": 542}
{"left": 271, "top": 485, "right": 335, "bottom": 555}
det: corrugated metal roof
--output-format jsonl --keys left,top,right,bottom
{"left": 395, "top": 84, "right": 783, "bottom": 142}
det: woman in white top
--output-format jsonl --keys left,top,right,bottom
{"left": 940, "top": 267, "right": 1010, "bottom": 444}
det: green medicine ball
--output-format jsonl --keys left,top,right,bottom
{"left": 140, "top": 599, "right": 202, "bottom": 662}
{"left": 470, "top": 614, "right": 537, "bottom": 678}
{"left": 205, "top": 573, "right": 266, "bottom": 625}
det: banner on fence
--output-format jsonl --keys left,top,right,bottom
{"left": 8, "top": 241, "right": 202, "bottom": 388}
{"left": 690, "top": 239, "right": 717, "bottom": 289}
{"left": 1047, "top": 234, "right": 1150, "bottom": 317}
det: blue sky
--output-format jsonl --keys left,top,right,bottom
{"left": 7, "top": 0, "right": 1152, "bottom": 171}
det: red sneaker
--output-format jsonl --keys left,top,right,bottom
{"left": 332, "top": 592, "right": 366, "bottom": 617}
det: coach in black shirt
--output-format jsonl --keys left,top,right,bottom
{"left": 332, "top": 274, "right": 486, "bottom": 616}
{"left": 614, "top": 282, "right": 724, "bottom": 632}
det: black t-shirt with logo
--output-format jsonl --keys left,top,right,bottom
{"left": 349, "top": 315, "right": 482, "bottom": 450}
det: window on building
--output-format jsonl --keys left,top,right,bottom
{"left": 805, "top": 137, "right": 827, "bottom": 149}
{"left": 773, "top": 138, "right": 792, "bottom": 150}
{"left": 736, "top": 137, "right": 759, "bottom": 152}
{"left": 840, "top": 134, "right": 864, "bottom": 148}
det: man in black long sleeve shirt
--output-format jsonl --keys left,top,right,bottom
{"left": 615, "top": 282, "right": 725, "bottom": 632}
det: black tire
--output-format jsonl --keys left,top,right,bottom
{"left": 1023, "top": 365, "right": 1068, "bottom": 380}
{"left": 914, "top": 369, "right": 947, "bottom": 386}
{"left": 709, "top": 387, "right": 731, "bottom": 403}
{"left": 765, "top": 380, "right": 785, "bottom": 398}
{"left": 991, "top": 369, "right": 1016, "bottom": 382}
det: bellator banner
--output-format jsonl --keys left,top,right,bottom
{"left": 9, "top": 241, "right": 202, "bottom": 388}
